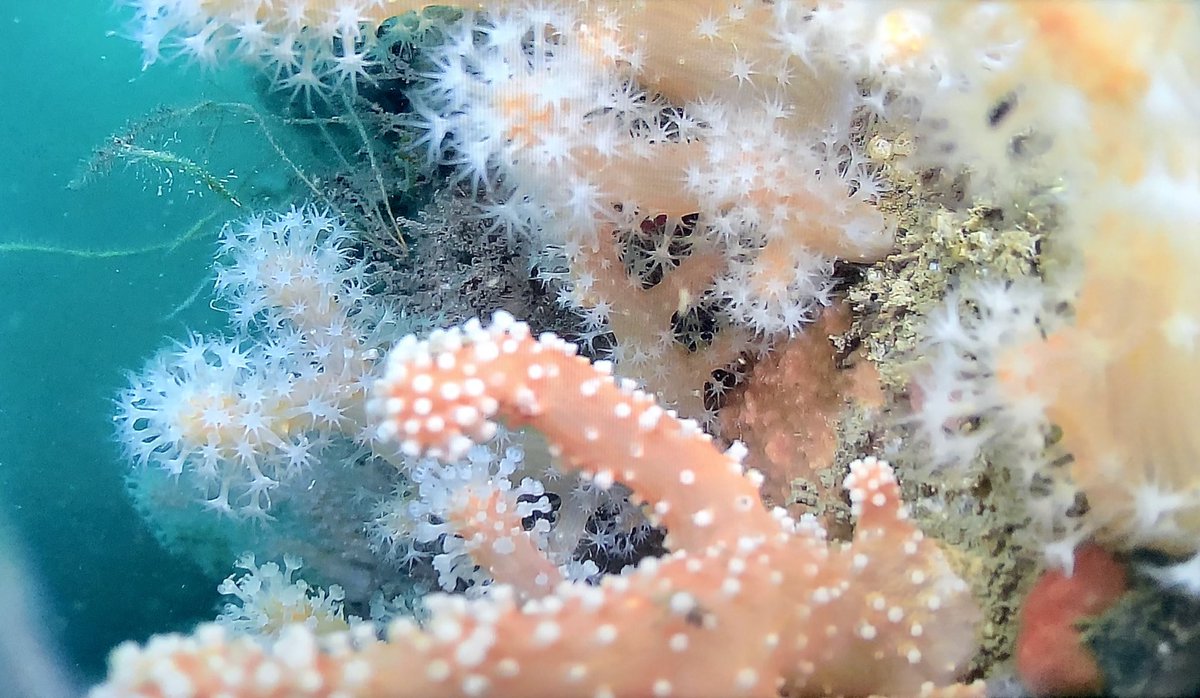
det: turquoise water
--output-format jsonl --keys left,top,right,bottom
{"left": 0, "top": 2, "right": 285, "bottom": 687}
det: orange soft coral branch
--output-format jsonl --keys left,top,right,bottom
{"left": 373, "top": 311, "right": 777, "bottom": 552}
{"left": 93, "top": 314, "right": 979, "bottom": 698}
{"left": 448, "top": 484, "right": 567, "bottom": 599}
{"left": 193, "top": 0, "right": 762, "bottom": 103}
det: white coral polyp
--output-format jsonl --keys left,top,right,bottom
{"left": 115, "top": 206, "right": 396, "bottom": 518}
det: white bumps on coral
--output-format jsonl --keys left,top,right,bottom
{"left": 371, "top": 311, "right": 537, "bottom": 462}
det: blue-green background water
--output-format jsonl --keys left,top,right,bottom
{"left": 0, "top": 2, "right": 307, "bottom": 688}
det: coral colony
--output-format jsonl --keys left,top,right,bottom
{"left": 97, "top": 2, "right": 1198, "bottom": 697}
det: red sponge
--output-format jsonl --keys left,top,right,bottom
{"left": 1016, "top": 543, "right": 1128, "bottom": 695}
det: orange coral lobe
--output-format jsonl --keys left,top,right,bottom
{"left": 1022, "top": 4, "right": 1148, "bottom": 106}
